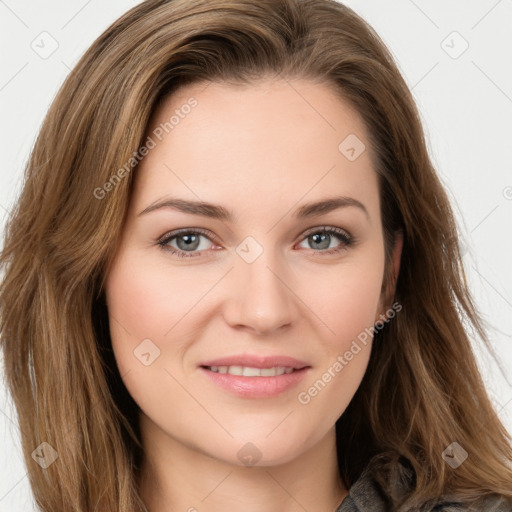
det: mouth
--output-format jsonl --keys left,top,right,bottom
{"left": 200, "top": 365, "right": 305, "bottom": 376}
{"left": 198, "top": 362, "right": 311, "bottom": 398}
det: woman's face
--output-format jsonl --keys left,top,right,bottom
{"left": 104, "top": 78, "right": 399, "bottom": 467}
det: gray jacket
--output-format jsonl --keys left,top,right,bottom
{"left": 335, "top": 455, "right": 512, "bottom": 511}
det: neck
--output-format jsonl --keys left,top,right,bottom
{"left": 139, "top": 412, "right": 348, "bottom": 512}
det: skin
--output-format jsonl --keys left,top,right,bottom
{"left": 104, "top": 77, "right": 402, "bottom": 512}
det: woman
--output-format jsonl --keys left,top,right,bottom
{"left": 1, "top": 0, "right": 511, "bottom": 511}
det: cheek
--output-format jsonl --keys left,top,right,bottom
{"left": 104, "top": 250, "right": 212, "bottom": 414}
{"left": 294, "top": 249, "right": 384, "bottom": 390}
{"left": 105, "top": 249, "right": 211, "bottom": 337}
{"left": 293, "top": 259, "right": 383, "bottom": 427}
{"left": 104, "top": 250, "right": 211, "bottom": 376}
{"left": 302, "top": 251, "right": 385, "bottom": 349}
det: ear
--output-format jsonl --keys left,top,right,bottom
{"left": 375, "top": 229, "right": 403, "bottom": 323}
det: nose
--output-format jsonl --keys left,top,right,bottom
{"left": 221, "top": 246, "right": 298, "bottom": 335}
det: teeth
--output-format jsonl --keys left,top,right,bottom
{"left": 207, "top": 366, "right": 295, "bottom": 376}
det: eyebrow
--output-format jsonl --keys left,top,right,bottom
{"left": 137, "top": 195, "right": 370, "bottom": 221}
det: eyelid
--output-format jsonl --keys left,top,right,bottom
{"left": 299, "top": 225, "right": 352, "bottom": 240}
{"left": 157, "top": 227, "right": 218, "bottom": 245}
{"left": 157, "top": 225, "right": 352, "bottom": 245}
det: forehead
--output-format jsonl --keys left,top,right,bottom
{"left": 131, "top": 78, "right": 380, "bottom": 221}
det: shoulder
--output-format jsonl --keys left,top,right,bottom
{"left": 337, "top": 453, "right": 512, "bottom": 512}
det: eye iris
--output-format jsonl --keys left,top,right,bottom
{"left": 309, "top": 232, "right": 330, "bottom": 250}
{"left": 177, "top": 234, "right": 200, "bottom": 251}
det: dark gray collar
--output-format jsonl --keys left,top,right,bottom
{"left": 335, "top": 454, "right": 511, "bottom": 512}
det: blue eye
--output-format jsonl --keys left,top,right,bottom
{"left": 157, "top": 226, "right": 354, "bottom": 258}
{"left": 298, "top": 226, "right": 353, "bottom": 255}
{"left": 157, "top": 228, "right": 216, "bottom": 258}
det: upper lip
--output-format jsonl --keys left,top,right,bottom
{"left": 199, "top": 355, "right": 310, "bottom": 370}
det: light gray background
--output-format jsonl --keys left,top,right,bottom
{"left": 1, "top": 1, "right": 511, "bottom": 510}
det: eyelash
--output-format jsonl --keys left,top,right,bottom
{"left": 156, "top": 226, "right": 354, "bottom": 259}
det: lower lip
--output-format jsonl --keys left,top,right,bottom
{"left": 199, "top": 366, "right": 310, "bottom": 398}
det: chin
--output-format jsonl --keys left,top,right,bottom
{"left": 216, "top": 433, "right": 315, "bottom": 468}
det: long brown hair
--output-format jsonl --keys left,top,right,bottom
{"left": 1, "top": 0, "right": 511, "bottom": 510}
